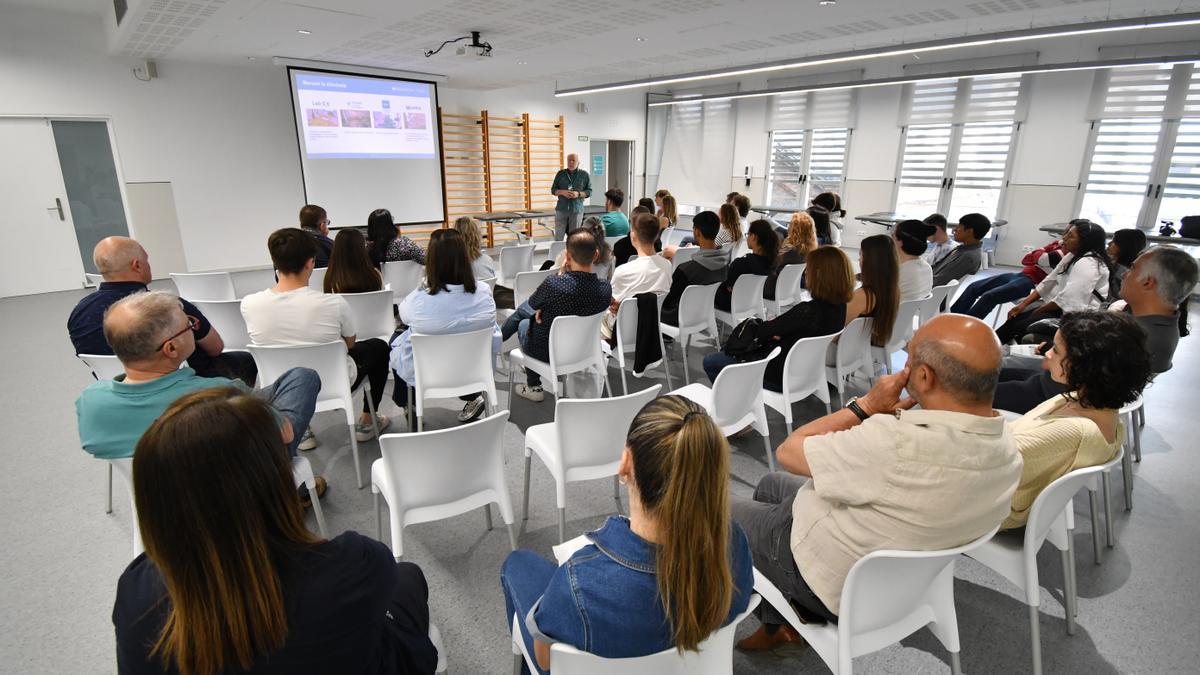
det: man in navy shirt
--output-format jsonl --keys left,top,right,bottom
{"left": 300, "top": 204, "right": 335, "bottom": 268}
{"left": 68, "top": 236, "right": 257, "bottom": 386}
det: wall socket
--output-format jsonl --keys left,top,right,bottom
{"left": 1021, "top": 245, "right": 1035, "bottom": 252}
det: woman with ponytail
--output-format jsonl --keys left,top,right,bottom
{"left": 501, "top": 396, "right": 753, "bottom": 673}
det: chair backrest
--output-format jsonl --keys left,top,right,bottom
{"left": 554, "top": 385, "right": 661, "bottom": 480}
{"left": 169, "top": 272, "right": 235, "bottom": 301}
{"left": 710, "top": 347, "right": 781, "bottom": 428}
{"left": 834, "top": 317, "right": 873, "bottom": 369}
{"left": 614, "top": 295, "right": 667, "bottom": 364}
{"left": 499, "top": 244, "right": 536, "bottom": 281}
{"left": 548, "top": 312, "right": 608, "bottom": 376}
{"left": 78, "top": 354, "right": 124, "bottom": 380}
{"left": 921, "top": 279, "right": 959, "bottom": 324}
{"left": 190, "top": 300, "right": 251, "bottom": 350}
{"left": 308, "top": 266, "right": 327, "bottom": 291}
{"left": 887, "top": 297, "right": 926, "bottom": 348}
{"left": 1023, "top": 459, "right": 1116, "bottom": 554}
{"left": 549, "top": 596, "right": 761, "bottom": 675}
{"left": 248, "top": 341, "right": 353, "bottom": 408}
{"left": 382, "top": 260, "right": 424, "bottom": 303}
{"left": 411, "top": 327, "right": 497, "bottom": 402}
{"left": 230, "top": 267, "right": 277, "bottom": 298}
{"left": 671, "top": 246, "right": 699, "bottom": 271}
{"left": 377, "top": 411, "right": 510, "bottom": 527}
{"left": 85, "top": 272, "right": 104, "bottom": 287}
{"left": 548, "top": 240, "right": 567, "bottom": 263}
{"left": 772, "top": 264, "right": 806, "bottom": 305}
{"left": 604, "top": 235, "right": 623, "bottom": 248}
{"left": 592, "top": 261, "right": 611, "bottom": 281}
{"left": 781, "top": 331, "right": 841, "bottom": 397}
{"left": 675, "top": 283, "right": 720, "bottom": 333}
{"left": 107, "top": 457, "right": 142, "bottom": 556}
{"left": 338, "top": 289, "right": 395, "bottom": 341}
{"left": 514, "top": 269, "right": 554, "bottom": 308}
{"left": 729, "top": 274, "right": 767, "bottom": 319}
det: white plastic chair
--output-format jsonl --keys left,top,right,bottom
{"left": 508, "top": 311, "right": 611, "bottom": 402}
{"left": 512, "top": 596, "right": 760, "bottom": 675}
{"left": 1118, "top": 395, "right": 1144, "bottom": 511}
{"left": 871, "top": 297, "right": 926, "bottom": 375}
{"left": 292, "top": 456, "right": 328, "bottom": 538}
{"left": 1083, "top": 447, "right": 1126, "bottom": 563}
{"left": 592, "top": 260, "right": 611, "bottom": 281}
{"left": 106, "top": 458, "right": 142, "bottom": 557}
{"left": 338, "top": 289, "right": 396, "bottom": 341}
{"left": 429, "top": 622, "right": 449, "bottom": 673}
{"left": 370, "top": 411, "right": 517, "bottom": 559}
{"left": 659, "top": 283, "right": 720, "bottom": 386}
{"left": 410, "top": 327, "right": 498, "bottom": 432}
{"left": 765, "top": 263, "right": 806, "bottom": 318}
{"left": 825, "top": 317, "right": 875, "bottom": 408}
{"left": 604, "top": 235, "right": 623, "bottom": 248}
{"left": 763, "top": 331, "right": 841, "bottom": 430}
{"left": 248, "top": 341, "right": 378, "bottom": 489}
{"left": 231, "top": 267, "right": 277, "bottom": 298}
{"left": 604, "top": 295, "right": 673, "bottom": 395}
{"left": 497, "top": 268, "right": 554, "bottom": 328}
{"left": 190, "top": 300, "right": 251, "bottom": 351}
{"left": 671, "top": 347, "right": 781, "bottom": 472}
{"left": 714, "top": 273, "right": 767, "bottom": 332}
{"left": 670, "top": 245, "right": 699, "bottom": 271}
{"left": 522, "top": 385, "right": 661, "bottom": 542}
{"left": 920, "top": 279, "right": 959, "bottom": 325}
{"left": 308, "top": 266, "right": 327, "bottom": 291}
{"left": 79, "top": 354, "right": 127, "bottom": 514}
{"left": 382, "top": 260, "right": 424, "bottom": 305}
{"left": 170, "top": 271, "right": 236, "bottom": 301}
{"left": 548, "top": 240, "right": 567, "bottom": 264}
{"left": 85, "top": 272, "right": 104, "bottom": 287}
{"left": 754, "top": 526, "right": 999, "bottom": 675}
{"left": 497, "top": 243, "right": 536, "bottom": 287}
{"left": 964, "top": 462, "right": 1115, "bottom": 675}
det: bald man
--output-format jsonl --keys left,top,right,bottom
{"left": 550, "top": 153, "right": 591, "bottom": 240}
{"left": 68, "top": 236, "right": 256, "bottom": 386}
{"left": 733, "top": 315, "right": 1023, "bottom": 650}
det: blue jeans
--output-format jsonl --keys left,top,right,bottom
{"left": 703, "top": 351, "right": 737, "bottom": 384}
{"left": 501, "top": 550, "right": 558, "bottom": 675}
{"left": 950, "top": 273, "right": 1034, "bottom": 319}
{"left": 256, "top": 367, "right": 320, "bottom": 457}
{"left": 502, "top": 302, "right": 535, "bottom": 341}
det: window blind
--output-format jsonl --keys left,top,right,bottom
{"left": 766, "top": 89, "right": 855, "bottom": 131}
{"left": 1163, "top": 118, "right": 1200, "bottom": 202}
{"left": 1089, "top": 64, "right": 1175, "bottom": 120}
{"left": 767, "top": 129, "right": 806, "bottom": 208}
{"left": 962, "top": 75, "right": 1024, "bottom": 123}
{"left": 898, "top": 124, "right": 953, "bottom": 188}
{"left": 903, "top": 74, "right": 1026, "bottom": 125}
{"left": 808, "top": 128, "right": 849, "bottom": 193}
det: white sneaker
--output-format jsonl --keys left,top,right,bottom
{"left": 457, "top": 395, "right": 487, "bottom": 423}
{"left": 355, "top": 414, "right": 392, "bottom": 442}
{"left": 297, "top": 428, "right": 318, "bottom": 451}
{"left": 515, "top": 384, "right": 545, "bottom": 402}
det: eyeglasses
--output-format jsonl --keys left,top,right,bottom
{"left": 159, "top": 315, "right": 200, "bottom": 352}
{"left": 321, "top": 218, "right": 332, "bottom": 226}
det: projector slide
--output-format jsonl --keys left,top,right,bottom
{"left": 293, "top": 72, "right": 436, "bottom": 159}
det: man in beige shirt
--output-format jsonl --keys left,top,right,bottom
{"left": 733, "top": 315, "right": 1023, "bottom": 650}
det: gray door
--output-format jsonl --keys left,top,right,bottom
{"left": 589, "top": 139, "right": 608, "bottom": 207}
{"left": 607, "top": 140, "right": 634, "bottom": 210}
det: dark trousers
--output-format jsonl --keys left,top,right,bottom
{"left": 190, "top": 350, "right": 258, "bottom": 387}
{"left": 950, "top": 273, "right": 1034, "bottom": 319}
{"left": 730, "top": 472, "right": 838, "bottom": 625}
{"left": 349, "top": 338, "right": 390, "bottom": 414}
{"left": 996, "top": 306, "right": 1061, "bottom": 344}
{"left": 388, "top": 561, "right": 440, "bottom": 675}
{"left": 994, "top": 369, "right": 1067, "bottom": 415}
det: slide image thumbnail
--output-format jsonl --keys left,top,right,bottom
{"left": 306, "top": 109, "right": 339, "bottom": 127}
{"left": 372, "top": 111, "right": 404, "bottom": 129}
{"left": 404, "top": 111, "right": 428, "bottom": 130}
{"left": 339, "top": 109, "right": 373, "bottom": 128}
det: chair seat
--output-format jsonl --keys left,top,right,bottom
{"left": 524, "top": 422, "right": 562, "bottom": 476}
{"left": 966, "top": 535, "right": 1036, "bottom": 598}
{"left": 509, "top": 348, "right": 554, "bottom": 382}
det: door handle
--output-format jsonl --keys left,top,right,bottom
{"left": 1146, "top": 184, "right": 1153, "bottom": 198}
{"left": 1154, "top": 184, "right": 1162, "bottom": 199}
{"left": 47, "top": 198, "right": 64, "bottom": 221}
{"left": 941, "top": 177, "right": 948, "bottom": 189}
{"left": 947, "top": 177, "right": 955, "bottom": 189}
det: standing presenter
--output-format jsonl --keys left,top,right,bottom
{"left": 551, "top": 153, "right": 591, "bottom": 240}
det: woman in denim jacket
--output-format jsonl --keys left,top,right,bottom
{"left": 500, "top": 395, "right": 754, "bottom": 673}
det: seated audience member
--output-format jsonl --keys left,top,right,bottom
{"left": 510, "top": 229, "right": 612, "bottom": 401}
{"left": 812, "top": 192, "right": 846, "bottom": 246}
{"left": 807, "top": 205, "right": 833, "bottom": 245}
{"left": 367, "top": 208, "right": 426, "bottom": 267}
{"left": 637, "top": 197, "right": 656, "bottom": 212}
{"left": 68, "top": 236, "right": 257, "bottom": 386}
{"left": 922, "top": 213, "right": 956, "bottom": 267}
{"left": 951, "top": 233, "right": 1064, "bottom": 319}
{"left": 1002, "top": 311, "right": 1151, "bottom": 529}
{"left": 714, "top": 203, "right": 744, "bottom": 248}
{"left": 600, "top": 188, "right": 630, "bottom": 237}
{"left": 654, "top": 188, "right": 671, "bottom": 216}
{"left": 390, "top": 229, "right": 500, "bottom": 423}
{"left": 893, "top": 219, "right": 936, "bottom": 302}
{"left": 996, "top": 220, "right": 1110, "bottom": 344}
{"left": 603, "top": 213, "right": 673, "bottom": 340}
{"left": 299, "top": 204, "right": 334, "bottom": 268}
{"left": 994, "top": 246, "right": 1199, "bottom": 413}
{"left": 659, "top": 194, "right": 679, "bottom": 230}
{"left": 324, "top": 229, "right": 384, "bottom": 294}
{"left": 931, "top": 213, "right": 991, "bottom": 287}
{"left": 843, "top": 234, "right": 900, "bottom": 352}
{"left": 715, "top": 220, "right": 778, "bottom": 312}
{"left": 76, "top": 291, "right": 320, "bottom": 464}
{"left": 241, "top": 228, "right": 392, "bottom": 440}
{"left": 612, "top": 206, "right": 664, "bottom": 267}
{"left": 114, "top": 388, "right": 436, "bottom": 675}
{"left": 660, "top": 211, "right": 728, "bottom": 327}
{"left": 765, "top": 212, "right": 818, "bottom": 299}
{"left": 1108, "top": 228, "right": 1148, "bottom": 300}
{"left": 732, "top": 193, "right": 752, "bottom": 232}
{"left": 537, "top": 217, "right": 613, "bottom": 274}
{"left": 733, "top": 315, "right": 1021, "bottom": 647}
{"left": 704, "top": 246, "right": 852, "bottom": 388}
{"left": 453, "top": 216, "right": 496, "bottom": 279}
{"left": 502, "top": 396, "right": 753, "bottom": 673}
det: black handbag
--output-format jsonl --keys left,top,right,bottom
{"left": 722, "top": 318, "right": 775, "bottom": 362}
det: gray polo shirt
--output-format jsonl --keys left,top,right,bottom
{"left": 931, "top": 241, "right": 983, "bottom": 287}
{"left": 1134, "top": 312, "right": 1180, "bottom": 373}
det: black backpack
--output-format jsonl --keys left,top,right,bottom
{"left": 722, "top": 318, "right": 775, "bottom": 362}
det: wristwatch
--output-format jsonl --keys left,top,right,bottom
{"left": 845, "top": 397, "right": 871, "bottom": 422}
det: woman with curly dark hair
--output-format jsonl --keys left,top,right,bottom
{"left": 1001, "top": 310, "right": 1152, "bottom": 529}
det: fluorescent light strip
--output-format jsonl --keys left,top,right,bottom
{"left": 557, "top": 12, "right": 1200, "bottom": 97}
{"left": 644, "top": 55, "right": 1200, "bottom": 107}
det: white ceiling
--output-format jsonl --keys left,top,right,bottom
{"left": 8, "top": 0, "right": 1200, "bottom": 89}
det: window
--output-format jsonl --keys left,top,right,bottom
{"left": 1157, "top": 117, "right": 1200, "bottom": 226}
{"left": 896, "top": 124, "right": 953, "bottom": 216}
{"left": 948, "top": 122, "right": 1016, "bottom": 217}
{"left": 767, "top": 129, "right": 806, "bottom": 208}
{"left": 808, "top": 128, "right": 850, "bottom": 200}
{"left": 1078, "top": 119, "right": 1163, "bottom": 229}
{"left": 766, "top": 128, "right": 851, "bottom": 208}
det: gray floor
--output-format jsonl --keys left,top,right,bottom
{"left": 2, "top": 270, "right": 1198, "bottom": 674}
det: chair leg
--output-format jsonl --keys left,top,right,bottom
{"left": 513, "top": 654, "right": 523, "bottom": 675}
{"left": 761, "top": 433, "right": 776, "bottom": 472}
{"left": 681, "top": 336, "right": 691, "bottom": 386}
{"left": 106, "top": 463, "right": 113, "bottom": 515}
{"left": 1029, "top": 605, "right": 1043, "bottom": 675}
{"left": 620, "top": 366, "right": 628, "bottom": 396}
{"left": 365, "top": 382, "right": 380, "bottom": 439}
{"left": 1089, "top": 488, "right": 1102, "bottom": 565}
{"left": 661, "top": 344, "right": 673, "bottom": 390}
{"left": 484, "top": 504, "right": 494, "bottom": 531}
{"left": 375, "top": 492, "right": 382, "bottom": 540}
{"left": 1103, "top": 471, "right": 1115, "bottom": 548}
{"left": 308, "top": 482, "right": 328, "bottom": 538}
{"left": 506, "top": 523, "right": 518, "bottom": 551}
{"left": 349, "top": 426, "right": 364, "bottom": 489}
{"left": 417, "top": 416, "right": 424, "bottom": 433}
{"left": 407, "top": 385, "right": 416, "bottom": 430}
{"left": 602, "top": 373, "right": 612, "bottom": 398}
{"left": 507, "top": 361, "right": 516, "bottom": 405}
{"left": 1122, "top": 440, "right": 1133, "bottom": 512}
{"left": 1132, "top": 421, "right": 1142, "bottom": 462}
{"left": 950, "top": 651, "right": 962, "bottom": 675}
{"left": 613, "top": 476, "right": 622, "bottom": 515}
{"left": 558, "top": 507, "right": 567, "bottom": 543}
{"left": 522, "top": 454, "right": 532, "bottom": 521}
{"left": 1062, "top": 544, "right": 1077, "bottom": 635}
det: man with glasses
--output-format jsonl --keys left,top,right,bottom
{"left": 299, "top": 204, "right": 335, "bottom": 268}
{"left": 550, "top": 154, "right": 591, "bottom": 241}
{"left": 76, "top": 291, "right": 325, "bottom": 499}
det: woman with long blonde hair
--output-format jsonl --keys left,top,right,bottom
{"left": 452, "top": 216, "right": 496, "bottom": 279}
{"left": 714, "top": 202, "right": 743, "bottom": 246}
{"left": 501, "top": 396, "right": 753, "bottom": 672}
{"left": 659, "top": 194, "right": 679, "bottom": 230}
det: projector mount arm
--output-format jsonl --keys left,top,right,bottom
{"left": 424, "top": 31, "right": 492, "bottom": 57}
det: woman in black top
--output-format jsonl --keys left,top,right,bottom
{"left": 113, "top": 388, "right": 437, "bottom": 675}
{"left": 765, "top": 211, "right": 818, "bottom": 299}
{"left": 715, "top": 219, "right": 779, "bottom": 311}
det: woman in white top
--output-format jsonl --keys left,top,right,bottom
{"left": 452, "top": 216, "right": 496, "bottom": 280}
{"left": 713, "top": 202, "right": 743, "bottom": 248}
{"left": 892, "top": 219, "right": 935, "bottom": 302}
{"left": 811, "top": 192, "right": 845, "bottom": 247}
{"left": 997, "top": 220, "right": 1111, "bottom": 344}
{"left": 922, "top": 214, "right": 957, "bottom": 266}
{"left": 389, "top": 228, "right": 501, "bottom": 423}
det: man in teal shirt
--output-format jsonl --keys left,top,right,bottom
{"left": 76, "top": 290, "right": 320, "bottom": 463}
{"left": 551, "top": 153, "right": 591, "bottom": 240}
{"left": 600, "top": 187, "right": 630, "bottom": 237}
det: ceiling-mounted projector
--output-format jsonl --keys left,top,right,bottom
{"left": 426, "top": 31, "right": 493, "bottom": 59}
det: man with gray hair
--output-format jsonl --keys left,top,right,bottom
{"left": 550, "top": 153, "right": 591, "bottom": 240}
{"left": 731, "top": 315, "right": 1022, "bottom": 649}
{"left": 75, "top": 291, "right": 324, "bottom": 495}
{"left": 68, "top": 236, "right": 257, "bottom": 386}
